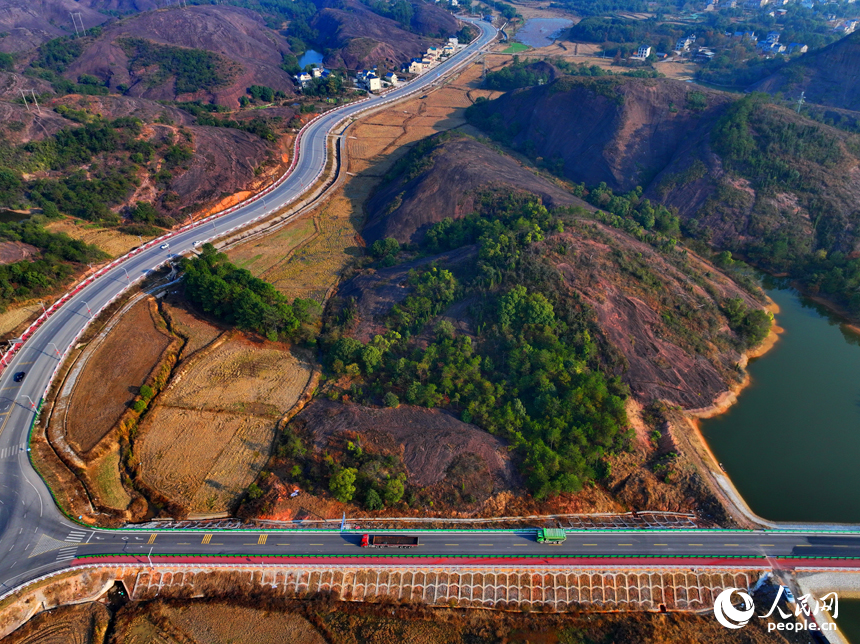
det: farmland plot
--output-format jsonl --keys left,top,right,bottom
{"left": 137, "top": 336, "right": 314, "bottom": 514}
{"left": 64, "top": 297, "right": 173, "bottom": 454}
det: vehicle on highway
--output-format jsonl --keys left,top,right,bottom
{"left": 360, "top": 534, "right": 420, "bottom": 548}
{"left": 160, "top": 243, "right": 170, "bottom": 250}
{"left": 13, "top": 371, "right": 25, "bottom": 383}
{"left": 192, "top": 241, "right": 202, "bottom": 247}
{"left": 536, "top": 528, "right": 567, "bottom": 544}
{"left": 784, "top": 587, "right": 795, "bottom": 603}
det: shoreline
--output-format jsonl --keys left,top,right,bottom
{"left": 677, "top": 296, "right": 784, "bottom": 528}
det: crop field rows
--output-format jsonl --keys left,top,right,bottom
{"left": 130, "top": 565, "right": 758, "bottom": 611}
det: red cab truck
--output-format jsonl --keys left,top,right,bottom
{"left": 360, "top": 534, "right": 420, "bottom": 548}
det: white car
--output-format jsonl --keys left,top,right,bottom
{"left": 192, "top": 241, "right": 202, "bottom": 247}
{"left": 160, "top": 243, "right": 170, "bottom": 250}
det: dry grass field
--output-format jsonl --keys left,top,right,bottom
{"left": 2, "top": 603, "right": 109, "bottom": 644}
{"left": 137, "top": 335, "right": 314, "bottom": 514}
{"left": 0, "top": 301, "right": 43, "bottom": 339}
{"left": 161, "top": 301, "right": 225, "bottom": 360}
{"left": 45, "top": 219, "right": 157, "bottom": 258}
{"left": 160, "top": 604, "right": 326, "bottom": 644}
{"left": 65, "top": 297, "right": 172, "bottom": 454}
{"left": 226, "top": 57, "right": 506, "bottom": 303}
{"left": 88, "top": 444, "right": 132, "bottom": 511}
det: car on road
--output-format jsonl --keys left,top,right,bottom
{"left": 784, "top": 587, "right": 795, "bottom": 603}
{"left": 160, "top": 243, "right": 170, "bottom": 250}
{"left": 192, "top": 241, "right": 202, "bottom": 247}
{"left": 13, "top": 371, "right": 25, "bottom": 383}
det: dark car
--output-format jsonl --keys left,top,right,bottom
{"left": 13, "top": 371, "right": 25, "bottom": 383}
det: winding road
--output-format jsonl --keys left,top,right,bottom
{"left": 0, "top": 17, "right": 858, "bottom": 597}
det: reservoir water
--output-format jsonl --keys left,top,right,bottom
{"left": 298, "top": 49, "right": 325, "bottom": 69}
{"left": 514, "top": 18, "right": 573, "bottom": 48}
{"left": 839, "top": 601, "right": 860, "bottom": 644}
{"left": 700, "top": 278, "right": 860, "bottom": 523}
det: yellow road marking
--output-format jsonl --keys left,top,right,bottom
{"left": 202, "top": 534, "right": 212, "bottom": 545}
{"left": 445, "top": 544, "right": 459, "bottom": 546}
{"left": 724, "top": 543, "right": 740, "bottom": 547}
{"left": 309, "top": 543, "right": 323, "bottom": 546}
{"left": 479, "top": 544, "right": 493, "bottom": 547}
{"left": 833, "top": 545, "right": 856, "bottom": 548}
{"left": 760, "top": 544, "right": 776, "bottom": 547}
{"left": 795, "top": 545, "right": 813, "bottom": 547}
{"left": 147, "top": 534, "right": 157, "bottom": 545}
{"left": 277, "top": 543, "right": 290, "bottom": 546}
{"left": 582, "top": 544, "right": 597, "bottom": 546}
{"left": 618, "top": 543, "right": 633, "bottom": 546}
{"left": 512, "top": 544, "right": 529, "bottom": 547}
{"left": 177, "top": 543, "right": 190, "bottom": 545}
{"left": 688, "top": 544, "right": 704, "bottom": 546}
{"left": 258, "top": 534, "right": 268, "bottom": 545}
{"left": 653, "top": 544, "right": 668, "bottom": 546}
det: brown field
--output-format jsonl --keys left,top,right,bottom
{"left": 45, "top": 218, "right": 157, "bottom": 258}
{"left": 160, "top": 604, "right": 326, "bottom": 644}
{"left": 0, "top": 301, "right": 43, "bottom": 339}
{"left": 226, "top": 56, "right": 506, "bottom": 303}
{"left": 2, "top": 603, "right": 109, "bottom": 644}
{"left": 137, "top": 335, "right": 313, "bottom": 514}
{"left": 65, "top": 297, "right": 172, "bottom": 453}
{"left": 161, "top": 301, "right": 225, "bottom": 360}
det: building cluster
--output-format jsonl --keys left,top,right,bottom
{"left": 293, "top": 66, "right": 332, "bottom": 89}
{"left": 355, "top": 69, "right": 399, "bottom": 92}
{"left": 405, "top": 38, "right": 462, "bottom": 75}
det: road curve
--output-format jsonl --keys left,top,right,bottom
{"left": 0, "top": 18, "right": 858, "bottom": 597}
{"left": 0, "top": 18, "right": 499, "bottom": 590}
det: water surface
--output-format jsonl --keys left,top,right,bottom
{"left": 514, "top": 18, "right": 573, "bottom": 48}
{"left": 839, "top": 600, "right": 860, "bottom": 644}
{"left": 700, "top": 279, "right": 860, "bottom": 523}
{"left": 298, "top": 49, "right": 325, "bottom": 69}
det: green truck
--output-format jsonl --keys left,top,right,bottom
{"left": 537, "top": 528, "right": 567, "bottom": 545}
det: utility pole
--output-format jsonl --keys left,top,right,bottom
{"left": 70, "top": 12, "right": 85, "bottom": 38}
{"left": 19, "top": 90, "right": 29, "bottom": 112}
{"left": 796, "top": 90, "right": 805, "bottom": 114}
{"left": 82, "top": 301, "right": 93, "bottom": 318}
{"left": 28, "top": 90, "right": 40, "bottom": 115}
{"left": 48, "top": 342, "right": 61, "bottom": 357}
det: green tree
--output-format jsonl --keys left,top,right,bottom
{"left": 329, "top": 467, "right": 357, "bottom": 503}
{"left": 364, "top": 488, "right": 384, "bottom": 510}
{"left": 384, "top": 392, "right": 400, "bottom": 408}
{"left": 247, "top": 482, "right": 264, "bottom": 500}
{"left": 383, "top": 476, "right": 405, "bottom": 505}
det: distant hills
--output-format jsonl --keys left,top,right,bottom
{"left": 62, "top": 6, "right": 298, "bottom": 105}
{"left": 751, "top": 30, "right": 860, "bottom": 112}
{"left": 467, "top": 75, "right": 860, "bottom": 316}
{"left": 312, "top": 0, "right": 459, "bottom": 70}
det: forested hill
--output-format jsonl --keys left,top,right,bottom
{"left": 466, "top": 75, "right": 860, "bottom": 320}
{"left": 751, "top": 31, "right": 860, "bottom": 113}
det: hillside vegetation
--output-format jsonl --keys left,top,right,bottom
{"left": 466, "top": 75, "right": 860, "bottom": 318}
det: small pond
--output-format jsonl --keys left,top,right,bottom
{"left": 514, "top": 18, "right": 573, "bottom": 48}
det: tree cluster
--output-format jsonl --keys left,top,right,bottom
{"left": 182, "top": 244, "right": 321, "bottom": 342}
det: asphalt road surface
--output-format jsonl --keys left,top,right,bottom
{"left": 0, "top": 17, "right": 858, "bottom": 595}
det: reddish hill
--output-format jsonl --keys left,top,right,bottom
{"left": 0, "top": 0, "right": 107, "bottom": 53}
{"left": 313, "top": 0, "right": 459, "bottom": 70}
{"left": 468, "top": 77, "right": 733, "bottom": 193}
{"left": 751, "top": 31, "right": 860, "bottom": 112}
{"left": 63, "top": 6, "right": 296, "bottom": 106}
{"left": 364, "top": 133, "right": 591, "bottom": 245}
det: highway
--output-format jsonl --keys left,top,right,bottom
{"left": 0, "top": 15, "right": 857, "bottom": 597}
